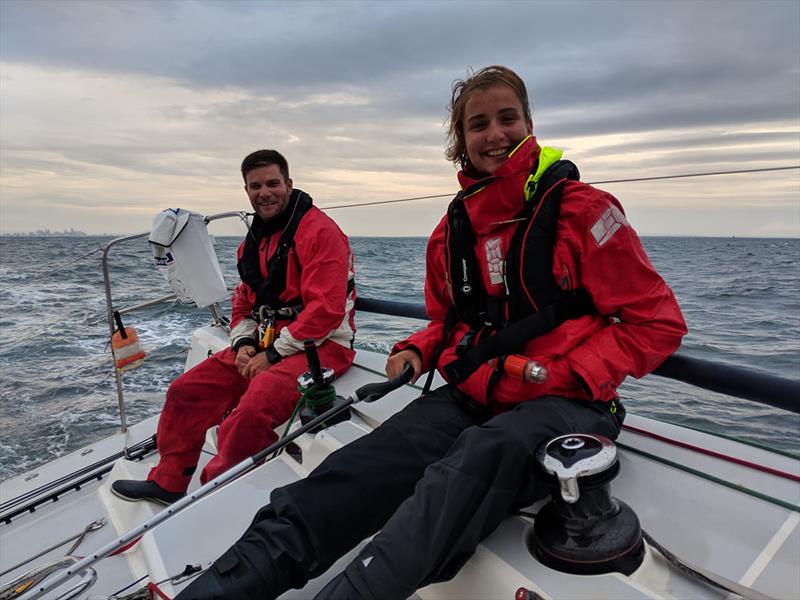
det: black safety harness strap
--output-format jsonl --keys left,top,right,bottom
{"left": 445, "top": 177, "right": 499, "bottom": 328}
{"left": 444, "top": 289, "right": 594, "bottom": 384}
{"left": 440, "top": 158, "right": 596, "bottom": 386}
{"left": 237, "top": 189, "right": 314, "bottom": 317}
{"left": 421, "top": 307, "right": 458, "bottom": 394}
{"left": 254, "top": 189, "right": 314, "bottom": 312}
{"left": 255, "top": 277, "right": 355, "bottom": 324}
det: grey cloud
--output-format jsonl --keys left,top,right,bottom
{"left": 540, "top": 98, "right": 800, "bottom": 140}
{"left": 3, "top": 0, "right": 798, "bottom": 149}
{"left": 1, "top": 0, "right": 798, "bottom": 236}
{"left": 582, "top": 131, "right": 800, "bottom": 156}
{"left": 3, "top": 1, "right": 797, "bottom": 91}
{"left": 587, "top": 146, "right": 800, "bottom": 174}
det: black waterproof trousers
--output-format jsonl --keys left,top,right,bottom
{"left": 176, "top": 386, "right": 624, "bottom": 600}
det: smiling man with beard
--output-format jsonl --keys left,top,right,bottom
{"left": 111, "top": 149, "right": 357, "bottom": 505}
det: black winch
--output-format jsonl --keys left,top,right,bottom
{"left": 527, "top": 433, "right": 644, "bottom": 575}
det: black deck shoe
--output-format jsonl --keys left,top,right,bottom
{"left": 111, "top": 479, "right": 185, "bottom": 505}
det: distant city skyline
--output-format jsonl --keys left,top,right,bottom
{"left": 1, "top": 0, "right": 798, "bottom": 238}
{"left": 3, "top": 227, "right": 88, "bottom": 236}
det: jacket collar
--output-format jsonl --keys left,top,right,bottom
{"left": 455, "top": 136, "right": 542, "bottom": 236}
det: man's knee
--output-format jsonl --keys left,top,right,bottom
{"left": 165, "top": 372, "right": 191, "bottom": 403}
{"left": 165, "top": 360, "right": 218, "bottom": 403}
{"left": 242, "top": 365, "right": 298, "bottom": 404}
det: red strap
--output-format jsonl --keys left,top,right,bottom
{"left": 148, "top": 582, "right": 172, "bottom": 600}
{"left": 623, "top": 424, "right": 800, "bottom": 482}
{"left": 109, "top": 536, "right": 142, "bottom": 556}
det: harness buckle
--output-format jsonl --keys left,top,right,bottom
{"left": 276, "top": 305, "right": 302, "bottom": 318}
{"left": 255, "top": 304, "right": 303, "bottom": 323}
{"left": 255, "top": 303, "right": 304, "bottom": 349}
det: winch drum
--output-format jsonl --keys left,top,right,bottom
{"left": 527, "top": 433, "right": 645, "bottom": 575}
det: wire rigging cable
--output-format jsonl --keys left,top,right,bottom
{"left": 319, "top": 165, "right": 800, "bottom": 211}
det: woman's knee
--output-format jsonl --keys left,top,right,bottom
{"left": 447, "top": 423, "right": 536, "bottom": 477}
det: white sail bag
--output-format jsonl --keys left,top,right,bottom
{"left": 149, "top": 209, "right": 228, "bottom": 307}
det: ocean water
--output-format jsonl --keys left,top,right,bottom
{"left": 0, "top": 235, "right": 798, "bottom": 480}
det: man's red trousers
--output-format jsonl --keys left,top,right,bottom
{"left": 147, "top": 342, "right": 355, "bottom": 492}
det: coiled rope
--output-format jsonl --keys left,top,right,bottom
{"left": 272, "top": 382, "right": 338, "bottom": 458}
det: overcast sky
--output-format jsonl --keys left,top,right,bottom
{"left": 1, "top": 0, "right": 798, "bottom": 237}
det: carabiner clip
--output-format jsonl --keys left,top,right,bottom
{"left": 259, "top": 317, "right": 276, "bottom": 349}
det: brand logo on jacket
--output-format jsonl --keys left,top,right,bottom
{"left": 484, "top": 237, "right": 504, "bottom": 285}
{"left": 461, "top": 257, "right": 472, "bottom": 293}
{"left": 590, "top": 206, "right": 628, "bottom": 247}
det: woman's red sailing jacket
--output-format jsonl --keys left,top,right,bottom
{"left": 392, "top": 137, "right": 687, "bottom": 411}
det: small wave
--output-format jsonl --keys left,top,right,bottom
{"left": 2, "top": 236, "right": 799, "bottom": 479}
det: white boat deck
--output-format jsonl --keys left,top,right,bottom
{"left": 1, "top": 333, "right": 798, "bottom": 599}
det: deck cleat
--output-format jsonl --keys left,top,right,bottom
{"left": 528, "top": 433, "right": 644, "bottom": 575}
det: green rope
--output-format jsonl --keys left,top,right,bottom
{"left": 618, "top": 442, "right": 800, "bottom": 513}
{"left": 647, "top": 419, "right": 800, "bottom": 460}
{"left": 272, "top": 382, "right": 337, "bottom": 457}
{"left": 299, "top": 382, "right": 338, "bottom": 418}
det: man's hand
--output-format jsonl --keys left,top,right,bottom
{"left": 242, "top": 351, "right": 272, "bottom": 379}
{"left": 236, "top": 346, "right": 257, "bottom": 375}
{"left": 386, "top": 349, "right": 422, "bottom": 384}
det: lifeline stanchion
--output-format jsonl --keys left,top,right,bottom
{"left": 20, "top": 364, "right": 414, "bottom": 599}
